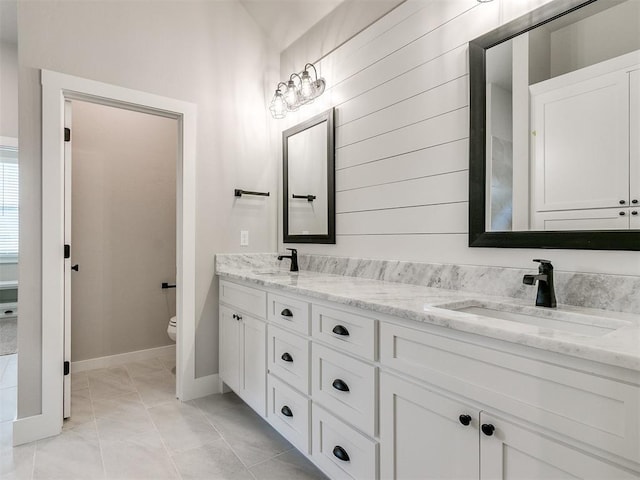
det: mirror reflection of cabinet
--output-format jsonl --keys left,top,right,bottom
{"left": 531, "top": 56, "right": 640, "bottom": 230}
{"left": 283, "top": 108, "right": 335, "bottom": 244}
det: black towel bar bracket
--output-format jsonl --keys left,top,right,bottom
{"left": 234, "top": 189, "right": 270, "bottom": 197}
{"left": 292, "top": 194, "right": 316, "bottom": 202}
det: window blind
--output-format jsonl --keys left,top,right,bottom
{"left": 0, "top": 147, "right": 18, "bottom": 259}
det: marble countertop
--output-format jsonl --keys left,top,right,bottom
{"left": 216, "top": 265, "right": 640, "bottom": 372}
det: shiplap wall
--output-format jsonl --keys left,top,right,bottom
{"left": 278, "top": 0, "right": 640, "bottom": 276}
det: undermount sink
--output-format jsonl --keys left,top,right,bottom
{"left": 440, "top": 300, "right": 630, "bottom": 337}
{"left": 252, "top": 269, "right": 296, "bottom": 277}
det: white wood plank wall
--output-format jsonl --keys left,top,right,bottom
{"left": 278, "top": 0, "right": 640, "bottom": 275}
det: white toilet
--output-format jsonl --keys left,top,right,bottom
{"left": 167, "top": 316, "right": 177, "bottom": 342}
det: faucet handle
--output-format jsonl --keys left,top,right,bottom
{"left": 533, "top": 258, "right": 553, "bottom": 269}
{"left": 286, "top": 248, "right": 297, "bottom": 255}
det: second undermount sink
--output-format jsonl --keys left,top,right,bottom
{"left": 440, "top": 300, "right": 630, "bottom": 337}
{"left": 252, "top": 269, "right": 297, "bottom": 277}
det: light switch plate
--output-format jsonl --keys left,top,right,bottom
{"left": 240, "top": 230, "right": 249, "bottom": 246}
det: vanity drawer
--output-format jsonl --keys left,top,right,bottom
{"left": 312, "top": 305, "right": 377, "bottom": 361}
{"left": 268, "top": 293, "right": 310, "bottom": 335}
{"left": 219, "top": 280, "right": 266, "bottom": 319}
{"left": 312, "top": 343, "right": 377, "bottom": 437}
{"left": 311, "top": 404, "right": 378, "bottom": 480}
{"left": 380, "top": 321, "right": 640, "bottom": 464}
{"left": 267, "top": 374, "right": 310, "bottom": 454}
{"left": 267, "top": 325, "right": 310, "bottom": 394}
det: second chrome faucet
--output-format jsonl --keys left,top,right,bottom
{"left": 523, "top": 259, "right": 557, "bottom": 308}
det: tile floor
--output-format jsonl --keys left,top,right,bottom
{"left": 0, "top": 353, "right": 327, "bottom": 480}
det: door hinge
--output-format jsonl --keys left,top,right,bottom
{"left": 64, "top": 244, "right": 71, "bottom": 259}
{"left": 64, "top": 128, "right": 71, "bottom": 142}
{"left": 64, "top": 361, "right": 70, "bottom": 376}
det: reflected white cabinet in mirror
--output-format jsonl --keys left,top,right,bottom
{"left": 470, "top": 0, "right": 640, "bottom": 250}
{"left": 283, "top": 108, "right": 335, "bottom": 244}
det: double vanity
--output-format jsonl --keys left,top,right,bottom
{"left": 217, "top": 254, "right": 640, "bottom": 479}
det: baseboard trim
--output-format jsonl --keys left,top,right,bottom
{"left": 71, "top": 344, "right": 176, "bottom": 373}
{"left": 181, "top": 373, "right": 220, "bottom": 401}
{"left": 13, "top": 413, "right": 61, "bottom": 446}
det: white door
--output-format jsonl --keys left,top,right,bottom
{"left": 63, "top": 101, "right": 72, "bottom": 418}
{"left": 479, "top": 412, "right": 637, "bottom": 479}
{"left": 532, "top": 69, "right": 630, "bottom": 213}
{"left": 379, "top": 372, "right": 479, "bottom": 480}
{"left": 630, "top": 68, "right": 640, "bottom": 210}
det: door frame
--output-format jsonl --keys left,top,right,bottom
{"left": 15, "top": 69, "right": 198, "bottom": 444}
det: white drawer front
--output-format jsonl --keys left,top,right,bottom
{"left": 312, "top": 344, "right": 377, "bottom": 437}
{"left": 312, "top": 305, "right": 377, "bottom": 361}
{"left": 268, "top": 293, "right": 310, "bottom": 335}
{"left": 312, "top": 404, "right": 378, "bottom": 480}
{"left": 380, "top": 322, "right": 640, "bottom": 464}
{"left": 267, "top": 325, "right": 310, "bottom": 394}
{"left": 267, "top": 374, "right": 310, "bottom": 454}
{"left": 219, "top": 280, "right": 266, "bottom": 319}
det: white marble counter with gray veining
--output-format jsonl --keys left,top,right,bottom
{"left": 215, "top": 254, "right": 640, "bottom": 372}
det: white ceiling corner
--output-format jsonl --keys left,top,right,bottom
{"left": 239, "top": 0, "right": 344, "bottom": 52}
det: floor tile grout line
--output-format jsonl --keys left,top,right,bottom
{"left": 86, "top": 373, "right": 108, "bottom": 480}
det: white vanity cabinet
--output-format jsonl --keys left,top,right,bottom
{"left": 219, "top": 281, "right": 267, "bottom": 416}
{"left": 218, "top": 278, "right": 640, "bottom": 479}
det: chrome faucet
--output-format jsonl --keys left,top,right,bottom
{"left": 277, "top": 248, "right": 299, "bottom": 272}
{"left": 523, "top": 259, "right": 556, "bottom": 308}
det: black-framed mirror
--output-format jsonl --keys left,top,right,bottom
{"left": 469, "top": 0, "right": 640, "bottom": 250}
{"left": 283, "top": 108, "right": 335, "bottom": 244}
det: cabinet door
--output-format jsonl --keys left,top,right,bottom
{"left": 532, "top": 69, "right": 629, "bottom": 213}
{"left": 380, "top": 372, "right": 478, "bottom": 480}
{"left": 631, "top": 68, "right": 640, "bottom": 208}
{"left": 479, "top": 412, "right": 638, "bottom": 480}
{"left": 240, "top": 315, "right": 267, "bottom": 416}
{"left": 219, "top": 305, "right": 240, "bottom": 392}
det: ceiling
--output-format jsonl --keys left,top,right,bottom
{"left": 0, "top": 0, "right": 17, "bottom": 45}
{"left": 0, "top": 0, "right": 344, "bottom": 50}
{"left": 239, "top": 0, "right": 344, "bottom": 52}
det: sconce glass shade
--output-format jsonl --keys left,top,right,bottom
{"left": 285, "top": 77, "right": 301, "bottom": 111}
{"left": 299, "top": 70, "right": 315, "bottom": 104}
{"left": 269, "top": 88, "right": 287, "bottom": 119}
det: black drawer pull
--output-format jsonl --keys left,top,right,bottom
{"left": 332, "top": 325, "right": 350, "bottom": 336}
{"left": 280, "top": 405, "right": 293, "bottom": 417}
{"left": 281, "top": 308, "right": 293, "bottom": 317}
{"left": 281, "top": 352, "right": 293, "bottom": 362}
{"left": 332, "top": 446, "right": 350, "bottom": 462}
{"left": 332, "top": 379, "right": 350, "bottom": 392}
{"left": 459, "top": 414, "right": 472, "bottom": 426}
{"left": 481, "top": 424, "right": 495, "bottom": 436}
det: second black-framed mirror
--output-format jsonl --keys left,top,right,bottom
{"left": 283, "top": 108, "right": 335, "bottom": 244}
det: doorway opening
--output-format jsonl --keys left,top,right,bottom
{"left": 64, "top": 100, "right": 178, "bottom": 418}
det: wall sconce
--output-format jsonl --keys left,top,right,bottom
{"left": 269, "top": 63, "right": 326, "bottom": 119}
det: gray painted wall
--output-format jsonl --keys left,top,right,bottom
{"left": 17, "top": 0, "right": 279, "bottom": 418}
{"left": 70, "top": 101, "right": 177, "bottom": 362}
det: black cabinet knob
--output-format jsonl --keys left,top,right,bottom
{"left": 281, "top": 308, "right": 293, "bottom": 317}
{"left": 332, "top": 379, "right": 350, "bottom": 392}
{"left": 459, "top": 414, "right": 472, "bottom": 426}
{"left": 332, "top": 446, "right": 350, "bottom": 462}
{"left": 633, "top": 211, "right": 638, "bottom": 216}
{"left": 481, "top": 424, "right": 495, "bottom": 436}
{"left": 620, "top": 211, "right": 626, "bottom": 216}
{"left": 632, "top": 199, "right": 639, "bottom": 204}
{"left": 281, "top": 352, "right": 293, "bottom": 362}
{"left": 280, "top": 405, "right": 293, "bottom": 417}
{"left": 620, "top": 200, "right": 626, "bottom": 205}
{"left": 232, "top": 313, "right": 242, "bottom": 321}
{"left": 332, "top": 325, "right": 350, "bottom": 336}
